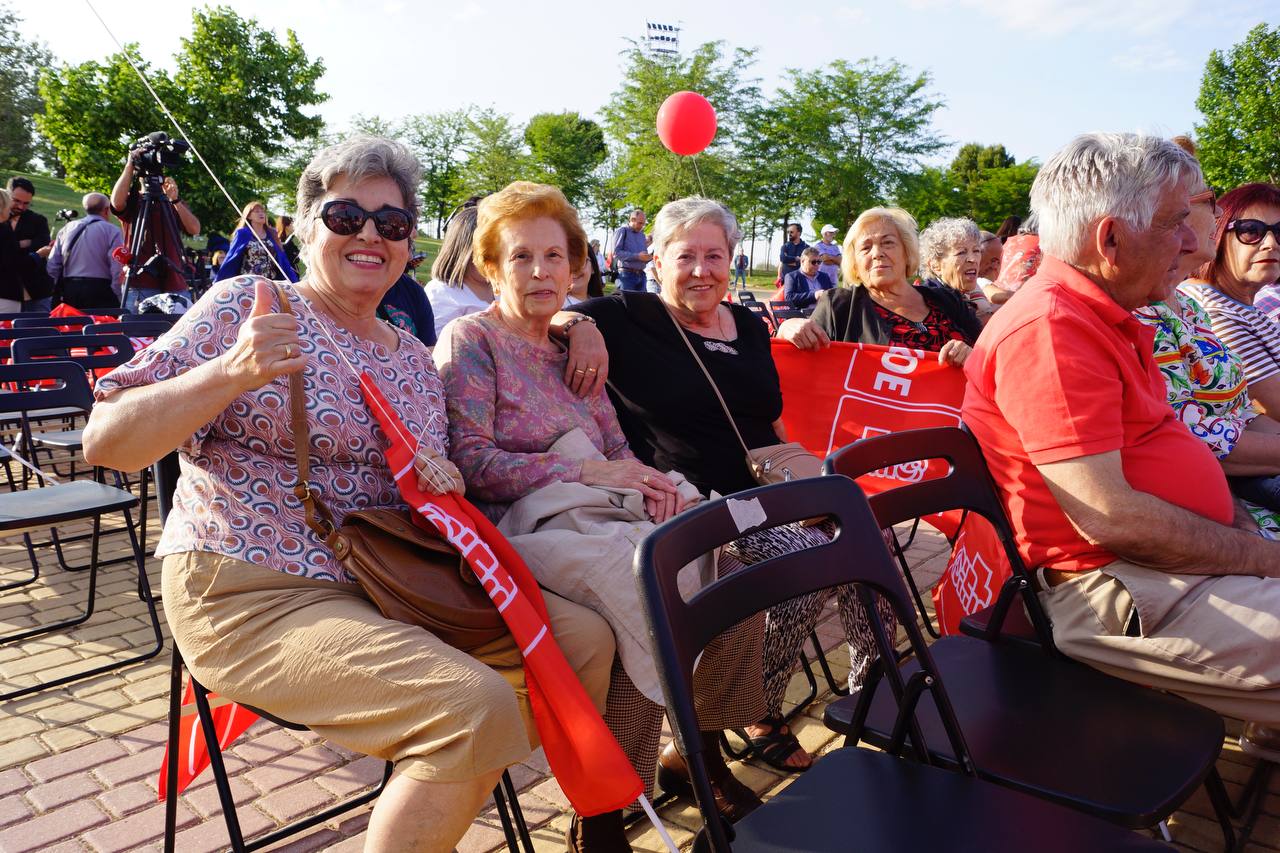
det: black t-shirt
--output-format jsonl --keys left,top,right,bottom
{"left": 575, "top": 291, "right": 783, "bottom": 497}
{"left": 113, "top": 188, "right": 191, "bottom": 292}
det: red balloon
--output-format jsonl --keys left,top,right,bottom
{"left": 656, "top": 91, "right": 717, "bottom": 156}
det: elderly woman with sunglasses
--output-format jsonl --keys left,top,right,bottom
{"left": 83, "top": 137, "right": 616, "bottom": 853}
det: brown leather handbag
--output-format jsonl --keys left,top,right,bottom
{"left": 274, "top": 282, "right": 509, "bottom": 652}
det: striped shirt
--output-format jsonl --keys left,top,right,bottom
{"left": 1180, "top": 281, "right": 1280, "bottom": 385}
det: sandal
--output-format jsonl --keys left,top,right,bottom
{"left": 742, "top": 717, "right": 812, "bottom": 773}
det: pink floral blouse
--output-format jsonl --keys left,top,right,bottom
{"left": 95, "top": 276, "right": 449, "bottom": 582}
{"left": 433, "top": 307, "right": 633, "bottom": 519}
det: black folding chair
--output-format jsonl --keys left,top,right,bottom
{"left": 13, "top": 315, "right": 94, "bottom": 330}
{"left": 82, "top": 320, "right": 175, "bottom": 339}
{"left": 0, "top": 361, "right": 163, "bottom": 700}
{"left": 636, "top": 476, "right": 1171, "bottom": 852}
{"left": 822, "top": 427, "right": 1238, "bottom": 848}
{"left": 151, "top": 452, "right": 534, "bottom": 853}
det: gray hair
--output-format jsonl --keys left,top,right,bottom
{"left": 83, "top": 193, "right": 110, "bottom": 216}
{"left": 650, "top": 196, "right": 742, "bottom": 258}
{"left": 1031, "top": 132, "right": 1200, "bottom": 262}
{"left": 295, "top": 135, "right": 421, "bottom": 263}
{"left": 919, "top": 217, "right": 981, "bottom": 278}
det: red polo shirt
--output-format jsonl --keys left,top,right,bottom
{"left": 962, "top": 256, "right": 1234, "bottom": 572}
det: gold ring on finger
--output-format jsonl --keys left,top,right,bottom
{"left": 643, "top": 475, "right": 650, "bottom": 485}
{"left": 586, "top": 367, "right": 598, "bottom": 373}
{"left": 574, "top": 368, "right": 586, "bottom": 374}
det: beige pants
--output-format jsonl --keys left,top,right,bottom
{"left": 1038, "top": 559, "right": 1280, "bottom": 725}
{"left": 163, "top": 551, "right": 616, "bottom": 783}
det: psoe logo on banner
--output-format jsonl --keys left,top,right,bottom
{"left": 945, "top": 530, "right": 996, "bottom": 614}
{"left": 861, "top": 426, "right": 929, "bottom": 483}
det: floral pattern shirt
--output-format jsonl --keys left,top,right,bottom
{"left": 871, "top": 301, "right": 968, "bottom": 352}
{"left": 1132, "top": 293, "right": 1256, "bottom": 459}
{"left": 433, "top": 307, "right": 634, "bottom": 519}
{"left": 95, "top": 276, "right": 449, "bottom": 582}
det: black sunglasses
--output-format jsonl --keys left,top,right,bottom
{"left": 1227, "top": 218, "right": 1280, "bottom": 246}
{"left": 319, "top": 200, "right": 413, "bottom": 241}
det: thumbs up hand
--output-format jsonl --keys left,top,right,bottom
{"left": 220, "top": 278, "right": 305, "bottom": 392}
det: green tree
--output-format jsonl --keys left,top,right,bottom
{"left": 602, "top": 41, "right": 761, "bottom": 211}
{"left": 36, "top": 5, "right": 326, "bottom": 230}
{"left": 456, "top": 107, "right": 529, "bottom": 199}
{"left": 769, "top": 59, "right": 946, "bottom": 230}
{"left": 0, "top": 3, "right": 52, "bottom": 170}
{"left": 1195, "top": 23, "right": 1280, "bottom": 186}
{"left": 402, "top": 109, "right": 470, "bottom": 237}
{"left": 583, "top": 155, "right": 629, "bottom": 234}
{"left": 893, "top": 144, "right": 1037, "bottom": 232}
{"left": 524, "top": 112, "right": 607, "bottom": 207}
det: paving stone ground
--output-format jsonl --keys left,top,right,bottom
{"left": 0, "top": 446, "right": 1276, "bottom": 852}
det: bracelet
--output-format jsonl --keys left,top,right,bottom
{"left": 561, "top": 315, "right": 596, "bottom": 335}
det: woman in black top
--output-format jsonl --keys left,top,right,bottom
{"left": 563, "top": 197, "right": 877, "bottom": 779}
{"left": 777, "top": 206, "right": 980, "bottom": 356}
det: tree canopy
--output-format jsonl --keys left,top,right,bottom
{"left": 894, "top": 143, "right": 1037, "bottom": 232}
{"left": 36, "top": 5, "right": 325, "bottom": 230}
{"left": 1195, "top": 23, "right": 1280, "bottom": 187}
{"left": 0, "top": 5, "right": 52, "bottom": 171}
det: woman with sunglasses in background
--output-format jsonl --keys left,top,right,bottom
{"left": 83, "top": 137, "right": 617, "bottom": 853}
{"left": 1181, "top": 183, "right": 1280, "bottom": 417}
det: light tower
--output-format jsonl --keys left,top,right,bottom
{"left": 643, "top": 21, "right": 681, "bottom": 56}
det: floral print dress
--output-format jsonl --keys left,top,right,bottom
{"left": 1133, "top": 292, "right": 1280, "bottom": 537}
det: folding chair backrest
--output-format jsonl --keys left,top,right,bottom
{"left": 823, "top": 426, "right": 1053, "bottom": 644}
{"left": 13, "top": 315, "right": 93, "bottom": 330}
{"left": 122, "top": 313, "right": 181, "bottom": 326}
{"left": 0, "top": 312, "right": 49, "bottom": 324}
{"left": 636, "top": 476, "right": 976, "bottom": 814}
{"left": 0, "top": 361, "right": 95, "bottom": 413}
{"left": 84, "top": 321, "right": 173, "bottom": 339}
{"left": 12, "top": 334, "right": 136, "bottom": 374}
{"left": 153, "top": 450, "right": 181, "bottom": 525}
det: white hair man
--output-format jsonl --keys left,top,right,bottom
{"left": 45, "top": 192, "right": 125, "bottom": 310}
{"left": 962, "top": 132, "right": 1280, "bottom": 758}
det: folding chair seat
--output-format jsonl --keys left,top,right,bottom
{"left": 636, "top": 475, "right": 1171, "bottom": 852}
{"left": 821, "top": 427, "right": 1237, "bottom": 847}
{"left": 0, "top": 361, "right": 163, "bottom": 700}
{"left": 149, "top": 452, "right": 535, "bottom": 853}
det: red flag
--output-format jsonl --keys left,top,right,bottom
{"left": 773, "top": 340, "right": 967, "bottom": 536}
{"left": 359, "top": 372, "right": 642, "bottom": 816}
{"left": 932, "top": 513, "right": 1014, "bottom": 635}
{"left": 157, "top": 682, "right": 259, "bottom": 800}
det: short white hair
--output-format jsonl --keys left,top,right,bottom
{"left": 650, "top": 196, "right": 742, "bottom": 258}
{"left": 1031, "top": 132, "right": 1200, "bottom": 262}
{"left": 919, "top": 217, "right": 980, "bottom": 278}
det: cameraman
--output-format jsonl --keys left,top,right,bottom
{"left": 110, "top": 149, "right": 201, "bottom": 312}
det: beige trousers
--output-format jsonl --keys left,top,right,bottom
{"left": 1038, "top": 559, "right": 1280, "bottom": 725}
{"left": 163, "top": 551, "right": 616, "bottom": 783}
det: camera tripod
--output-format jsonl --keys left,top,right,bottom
{"left": 119, "top": 174, "right": 190, "bottom": 312}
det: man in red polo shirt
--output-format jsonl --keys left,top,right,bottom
{"left": 963, "top": 132, "right": 1280, "bottom": 753}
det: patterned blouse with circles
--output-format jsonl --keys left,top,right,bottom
{"left": 95, "top": 275, "right": 450, "bottom": 583}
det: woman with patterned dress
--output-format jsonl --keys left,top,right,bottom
{"left": 82, "top": 137, "right": 614, "bottom": 853}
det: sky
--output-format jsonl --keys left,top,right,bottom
{"left": 42, "top": 0, "right": 1277, "bottom": 168}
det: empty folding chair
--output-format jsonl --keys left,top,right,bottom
{"left": 822, "top": 427, "right": 1238, "bottom": 848}
{"left": 636, "top": 475, "right": 1171, "bottom": 852}
{"left": 0, "top": 360, "right": 163, "bottom": 700}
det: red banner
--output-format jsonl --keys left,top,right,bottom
{"left": 772, "top": 341, "right": 966, "bottom": 536}
{"left": 772, "top": 340, "right": 1011, "bottom": 633}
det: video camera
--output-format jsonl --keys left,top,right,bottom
{"left": 55, "top": 209, "right": 79, "bottom": 222}
{"left": 129, "top": 131, "right": 190, "bottom": 178}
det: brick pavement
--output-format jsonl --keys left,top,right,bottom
{"left": 0, "top": 465, "right": 1277, "bottom": 852}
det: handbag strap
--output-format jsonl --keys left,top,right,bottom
{"left": 661, "top": 301, "right": 752, "bottom": 458}
{"left": 269, "top": 280, "right": 340, "bottom": 541}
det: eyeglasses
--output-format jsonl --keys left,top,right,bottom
{"left": 1189, "top": 188, "right": 1221, "bottom": 217}
{"left": 319, "top": 200, "right": 413, "bottom": 241}
{"left": 1227, "top": 218, "right": 1280, "bottom": 246}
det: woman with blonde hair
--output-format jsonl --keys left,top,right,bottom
{"left": 777, "top": 206, "right": 980, "bottom": 362}
{"left": 215, "top": 199, "right": 298, "bottom": 282}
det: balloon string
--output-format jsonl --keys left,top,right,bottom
{"left": 690, "top": 155, "right": 706, "bottom": 196}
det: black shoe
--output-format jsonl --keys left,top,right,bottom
{"left": 565, "top": 809, "right": 631, "bottom": 853}
{"left": 656, "top": 737, "right": 762, "bottom": 823}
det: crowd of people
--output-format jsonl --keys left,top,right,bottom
{"left": 71, "top": 128, "right": 1280, "bottom": 853}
